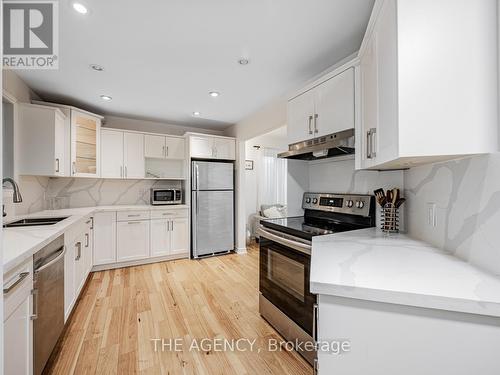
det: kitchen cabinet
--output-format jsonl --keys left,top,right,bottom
{"left": 189, "top": 134, "right": 236, "bottom": 160}
{"left": 71, "top": 109, "right": 102, "bottom": 177}
{"left": 116, "top": 218, "right": 150, "bottom": 262}
{"left": 357, "top": 0, "right": 498, "bottom": 170}
{"left": 101, "top": 130, "right": 145, "bottom": 178}
{"left": 287, "top": 68, "right": 355, "bottom": 145}
{"left": 101, "top": 129, "right": 124, "bottom": 178}
{"left": 123, "top": 132, "right": 145, "bottom": 178}
{"left": 17, "top": 103, "right": 68, "bottom": 177}
{"left": 93, "top": 212, "right": 117, "bottom": 265}
{"left": 145, "top": 134, "right": 185, "bottom": 160}
{"left": 3, "top": 258, "right": 33, "bottom": 375}
{"left": 150, "top": 211, "right": 189, "bottom": 257}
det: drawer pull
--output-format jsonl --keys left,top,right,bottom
{"left": 128, "top": 221, "right": 141, "bottom": 225}
{"left": 3, "top": 271, "right": 30, "bottom": 294}
{"left": 127, "top": 214, "right": 141, "bottom": 217}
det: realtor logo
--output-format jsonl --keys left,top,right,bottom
{"left": 3, "top": 0, "right": 59, "bottom": 69}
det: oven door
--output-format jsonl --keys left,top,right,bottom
{"left": 258, "top": 227, "right": 315, "bottom": 335}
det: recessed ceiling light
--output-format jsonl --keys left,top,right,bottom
{"left": 100, "top": 95, "right": 112, "bottom": 101}
{"left": 192, "top": 111, "right": 201, "bottom": 117}
{"left": 72, "top": 2, "right": 88, "bottom": 14}
{"left": 90, "top": 64, "right": 104, "bottom": 72}
{"left": 238, "top": 58, "right": 249, "bottom": 65}
{"left": 209, "top": 91, "right": 220, "bottom": 97}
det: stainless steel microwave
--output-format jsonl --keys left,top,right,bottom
{"left": 150, "top": 188, "right": 182, "bottom": 205}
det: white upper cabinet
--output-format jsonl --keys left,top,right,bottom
{"left": 189, "top": 134, "right": 236, "bottom": 160}
{"left": 287, "top": 90, "right": 315, "bottom": 145}
{"left": 287, "top": 67, "right": 355, "bottom": 145}
{"left": 145, "top": 134, "right": 185, "bottom": 160}
{"left": 18, "top": 103, "right": 68, "bottom": 177}
{"left": 101, "top": 129, "right": 124, "bottom": 178}
{"left": 357, "top": 0, "right": 498, "bottom": 170}
{"left": 123, "top": 132, "right": 145, "bottom": 178}
{"left": 70, "top": 109, "right": 102, "bottom": 177}
{"left": 144, "top": 135, "right": 165, "bottom": 159}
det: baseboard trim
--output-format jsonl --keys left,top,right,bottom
{"left": 92, "top": 252, "right": 189, "bottom": 271}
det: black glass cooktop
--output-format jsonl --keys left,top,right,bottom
{"left": 261, "top": 216, "right": 357, "bottom": 241}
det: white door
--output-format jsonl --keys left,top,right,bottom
{"left": 144, "top": 134, "right": 166, "bottom": 158}
{"left": 190, "top": 136, "right": 213, "bottom": 158}
{"left": 117, "top": 220, "right": 150, "bottom": 261}
{"left": 314, "top": 68, "right": 355, "bottom": 137}
{"left": 54, "top": 112, "right": 66, "bottom": 176}
{"left": 124, "top": 132, "right": 145, "bottom": 178}
{"left": 4, "top": 295, "right": 32, "bottom": 375}
{"left": 150, "top": 219, "right": 171, "bottom": 257}
{"left": 165, "top": 137, "right": 185, "bottom": 159}
{"left": 64, "top": 237, "right": 76, "bottom": 319}
{"left": 359, "top": 29, "right": 378, "bottom": 168}
{"left": 170, "top": 217, "right": 189, "bottom": 255}
{"left": 213, "top": 138, "right": 236, "bottom": 160}
{"left": 101, "top": 129, "right": 124, "bottom": 178}
{"left": 93, "top": 212, "right": 117, "bottom": 266}
{"left": 287, "top": 90, "right": 315, "bottom": 145}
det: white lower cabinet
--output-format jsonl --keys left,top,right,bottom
{"left": 93, "top": 212, "right": 117, "bottom": 265}
{"left": 3, "top": 258, "right": 33, "bottom": 375}
{"left": 150, "top": 216, "right": 189, "bottom": 257}
{"left": 117, "top": 220, "right": 150, "bottom": 262}
{"left": 64, "top": 217, "right": 93, "bottom": 320}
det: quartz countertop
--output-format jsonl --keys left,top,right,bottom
{"left": 3, "top": 205, "right": 189, "bottom": 273}
{"left": 310, "top": 228, "right": 500, "bottom": 317}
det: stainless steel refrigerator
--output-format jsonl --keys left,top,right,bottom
{"left": 191, "top": 160, "right": 234, "bottom": 258}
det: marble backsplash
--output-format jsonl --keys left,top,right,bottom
{"left": 405, "top": 153, "right": 500, "bottom": 276}
{"left": 4, "top": 177, "right": 183, "bottom": 218}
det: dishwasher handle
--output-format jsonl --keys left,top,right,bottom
{"left": 35, "top": 246, "right": 66, "bottom": 273}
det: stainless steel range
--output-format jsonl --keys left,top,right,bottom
{"left": 258, "top": 192, "right": 375, "bottom": 369}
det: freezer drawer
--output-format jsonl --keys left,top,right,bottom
{"left": 192, "top": 190, "right": 234, "bottom": 257}
{"left": 192, "top": 161, "right": 234, "bottom": 191}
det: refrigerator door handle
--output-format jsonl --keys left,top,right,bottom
{"left": 192, "top": 191, "right": 198, "bottom": 257}
{"left": 195, "top": 164, "right": 200, "bottom": 190}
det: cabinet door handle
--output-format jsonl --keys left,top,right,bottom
{"left": 124, "top": 166, "right": 128, "bottom": 178}
{"left": 166, "top": 146, "right": 169, "bottom": 157}
{"left": 30, "top": 289, "right": 38, "bottom": 320}
{"left": 72, "top": 161, "right": 76, "bottom": 175}
{"left": 171, "top": 221, "right": 174, "bottom": 231}
{"left": 308, "top": 115, "right": 313, "bottom": 135}
{"left": 370, "top": 128, "right": 377, "bottom": 158}
{"left": 366, "top": 129, "right": 372, "bottom": 159}
{"left": 127, "top": 221, "right": 141, "bottom": 225}
{"left": 314, "top": 114, "right": 318, "bottom": 133}
{"left": 55, "top": 158, "right": 60, "bottom": 173}
{"left": 75, "top": 242, "right": 82, "bottom": 261}
{"left": 127, "top": 214, "right": 140, "bottom": 217}
{"left": 85, "top": 233, "right": 89, "bottom": 247}
{"left": 3, "top": 271, "right": 30, "bottom": 294}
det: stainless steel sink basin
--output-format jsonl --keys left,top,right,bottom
{"left": 3, "top": 217, "right": 69, "bottom": 228}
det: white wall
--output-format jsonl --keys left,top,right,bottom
{"left": 405, "top": 153, "right": 500, "bottom": 276}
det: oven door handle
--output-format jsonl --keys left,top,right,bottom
{"left": 257, "top": 227, "right": 311, "bottom": 255}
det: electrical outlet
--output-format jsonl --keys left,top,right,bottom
{"left": 427, "top": 203, "right": 437, "bottom": 227}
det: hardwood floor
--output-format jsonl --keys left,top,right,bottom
{"left": 44, "top": 243, "right": 311, "bottom": 374}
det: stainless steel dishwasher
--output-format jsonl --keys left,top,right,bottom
{"left": 32, "top": 235, "right": 65, "bottom": 375}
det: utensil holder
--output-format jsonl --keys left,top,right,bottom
{"left": 381, "top": 203, "right": 399, "bottom": 233}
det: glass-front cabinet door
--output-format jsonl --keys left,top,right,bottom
{"left": 70, "top": 109, "right": 102, "bottom": 177}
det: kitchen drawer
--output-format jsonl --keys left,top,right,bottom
{"left": 4, "top": 258, "right": 33, "bottom": 320}
{"left": 151, "top": 208, "right": 188, "bottom": 219}
{"left": 116, "top": 210, "right": 150, "bottom": 222}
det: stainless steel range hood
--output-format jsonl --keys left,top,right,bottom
{"left": 278, "top": 128, "right": 355, "bottom": 161}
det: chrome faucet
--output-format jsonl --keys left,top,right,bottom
{"left": 2, "top": 177, "right": 23, "bottom": 217}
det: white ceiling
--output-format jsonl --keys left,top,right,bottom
{"left": 16, "top": 0, "right": 374, "bottom": 130}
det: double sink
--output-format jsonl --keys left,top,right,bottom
{"left": 3, "top": 217, "right": 68, "bottom": 228}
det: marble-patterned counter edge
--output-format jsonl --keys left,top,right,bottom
{"left": 3, "top": 204, "right": 189, "bottom": 273}
{"left": 310, "top": 228, "right": 500, "bottom": 318}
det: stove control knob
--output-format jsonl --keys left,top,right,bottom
{"left": 312, "top": 198, "right": 318, "bottom": 204}
{"left": 305, "top": 197, "right": 311, "bottom": 204}
{"left": 346, "top": 200, "right": 354, "bottom": 208}
{"left": 356, "top": 201, "right": 365, "bottom": 209}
